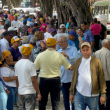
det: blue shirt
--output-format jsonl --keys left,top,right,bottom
{"left": 73, "top": 35, "right": 79, "bottom": 50}
{"left": 28, "top": 33, "right": 34, "bottom": 43}
{"left": 77, "top": 35, "right": 84, "bottom": 40}
{"left": 68, "top": 39, "right": 76, "bottom": 47}
{"left": 84, "top": 29, "right": 94, "bottom": 44}
{"left": 58, "top": 45, "right": 78, "bottom": 83}
{"left": 9, "top": 47, "right": 22, "bottom": 61}
{"left": 78, "top": 50, "right": 96, "bottom": 58}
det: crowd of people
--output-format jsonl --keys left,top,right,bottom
{"left": 0, "top": 9, "right": 109, "bottom": 110}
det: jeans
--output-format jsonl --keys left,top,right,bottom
{"left": 94, "top": 35, "right": 101, "bottom": 51}
{"left": 61, "top": 82, "right": 74, "bottom": 110}
{"left": 74, "top": 91, "right": 99, "bottom": 110}
{"left": 20, "top": 94, "right": 36, "bottom": 110}
{"left": 39, "top": 77, "right": 61, "bottom": 110}
{"left": 0, "top": 82, "right": 8, "bottom": 110}
{"left": 6, "top": 86, "right": 18, "bottom": 110}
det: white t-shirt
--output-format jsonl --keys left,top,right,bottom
{"left": 44, "top": 32, "right": 53, "bottom": 41}
{"left": 15, "top": 59, "right": 36, "bottom": 95}
{"left": 11, "top": 20, "right": 18, "bottom": 28}
{"left": 54, "top": 33, "right": 69, "bottom": 50}
{"left": 76, "top": 56, "right": 99, "bottom": 97}
{"left": 1, "top": 67, "right": 16, "bottom": 87}
{"left": 0, "top": 38, "right": 10, "bottom": 58}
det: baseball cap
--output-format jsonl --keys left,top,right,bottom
{"left": 60, "top": 24, "right": 66, "bottom": 28}
{"left": 69, "top": 31, "right": 76, "bottom": 37}
{"left": 46, "top": 38, "right": 58, "bottom": 46}
{"left": 29, "top": 22, "right": 34, "bottom": 27}
{"left": 15, "top": 14, "right": 18, "bottom": 16}
{"left": 3, "top": 31, "right": 13, "bottom": 36}
{"left": 23, "top": 19, "right": 27, "bottom": 24}
{"left": 27, "top": 18, "right": 32, "bottom": 21}
{"left": 31, "top": 28, "right": 36, "bottom": 32}
{"left": 11, "top": 36, "right": 22, "bottom": 44}
{"left": 0, "top": 50, "right": 11, "bottom": 64}
{"left": 39, "top": 18, "right": 43, "bottom": 21}
{"left": 49, "top": 28, "right": 55, "bottom": 32}
{"left": 21, "top": 44, "right": 33, "bottom": 55}
{"left": 4, "top": 14, "right": 8, "bottom": 18}
{"left": 8, "top": 27, "right": 17, "bottom": 31}
{"left": 81, "top": 42, "right": 91, "bottom": 49}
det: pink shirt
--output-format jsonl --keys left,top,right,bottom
{"left": 90, "top": 24, "right": 101, "bottom": 35}
{"left": 40, "top": 23, "right": 47, "bottom": 32}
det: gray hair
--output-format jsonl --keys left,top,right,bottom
{"left": 102, "top": 39, "right": 110, "bottom": 47}
{"left": 59, "top": 36, "right": 68, "bottom": 43}
{"left": 30, "top": 37, "right": 37, "bottom": 44}
{"left": 21, "top": 36, "right": 29, "bottom": 44}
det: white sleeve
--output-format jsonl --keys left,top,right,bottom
{"left": 29, "top": 63, "right": 37, "bottom": 76}
{"left": 1, "top": 68, "right": 10, "bottom": 77}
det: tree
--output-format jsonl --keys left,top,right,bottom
{"left": 38, "top": 0, "right": 92, "bottom": 27}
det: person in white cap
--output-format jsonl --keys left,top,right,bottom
{"left": 70, "top": 42, "right": 106, "bottom": 110}
{"left": 15, "top": 44, "right": 41, "bottom": 110}
{"left": 54, "top": 24, "right": 69, "bottom": 50}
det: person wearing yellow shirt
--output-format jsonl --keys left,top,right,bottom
{"left": 34, "top": 38, "right": 74, "bottom": 110}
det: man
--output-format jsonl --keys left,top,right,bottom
{"left": 34, "top": 38, "right": 73, "bottom": 110}
{"left": 11, "top": 16, "right": 19, "bottom": 29}
{"left": 4, "top": 14, "right": 11, "bottom": 27}
{"left": 49, "top": 28, "right": 56, "bottom": 37}
{"left": 69, "top": 42, "right": 106, "bottom": 110}
{"left": 8, "top": 27, "right": 17, "bottom": 36}
{"left": 20, "top": 20, "right": 29, "bottom": 37}
{"left": 0, "top": 19, "right": 5, "bottom": 30}
{"left": 15, "top": 44, "right": 41, "bottom": 110}
{"left": 54, "top": 24, "right": 69, "bottom": 50}
{"left": 44, "top": 25, "right": 53, "bottom": 42}
{"left": 0, "top": 24, "right": 9, "bottom": 39}
{"left": 58, "top": 36, "right": 78, "bottom": 110}
{"left": 0, "top": 31, "right": 13, "bottom": 59}
{"left": 53, "top": 16, "right": 58, "bottom": 29}
{"left": 81, "top": 22, "right": 94, "bottom": 48}
{"left": 95, "top": 39, "right": 110, "bottom": 110}
{"left": 28, "top": 22, "right": 34, "bottom": 34}
{"left": 78, "top": 40, "right": 95, "bottom": 58}
{"left": 28, "top": 28, "right": 36, "bottom": 42}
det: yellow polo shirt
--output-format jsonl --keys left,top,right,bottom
{"left": 34, "top": 48, "right": 71, "bottom": 78}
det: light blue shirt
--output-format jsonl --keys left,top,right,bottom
{"left": 58, "top": 45, "right": 78, "bottom": 83}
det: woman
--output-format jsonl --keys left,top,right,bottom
{"left": 90, "top": 18, "right": 101, "bottom": 51}
{"left": 0, "top": 77, "right": 10, "bottom": 110}
{"left": 0, "top": 50, "right": 17, "bottom": 110}
{"left": 77, "top": 28, "right": 84, "bottom": 42}
{"left": 34, "top": 31, "right": 46, "bottom": 51}
{"left": 40, "top": 18, "right": 47, "bottom": 32}
{"left": 67, "top": 16, "right": 77, "bottom": 32}
{"left": 8, "top": 36, "right": 22, "bottom": 67}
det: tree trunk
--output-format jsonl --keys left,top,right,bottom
{"left": 39, "top": 0, "right": 54, "bottom": 17}
{"left": 6, "top": 0, "right": 14, "bottom": 10}
{"left": 61, "top": 0, "right": 93, "bottom": 27}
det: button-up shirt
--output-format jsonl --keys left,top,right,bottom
{"left": 58, "top": 45, "right": 78, "bottom": 83}
{"left": 84, "top": 29, "right": 94, "bottom": 44}
{"left": 95, "top": 47, "right": 110, "bottom": 81}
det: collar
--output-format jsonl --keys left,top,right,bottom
{"left": 102, "top": 47, "right": 110, "bottom": 51}
{"left": 3, "top": 38, "right": 9, "bottom": 44}
{"left": 82, "top": 56, "right": 91, "bottom": 61}
{"left": 47, "top": 48, "right": 56, "bottom": 51}
{"left": 85, "top": 29, "right": 89, "bottom": 33}
{"left": 60, "top": 45, "right": 71, "bottom": 51}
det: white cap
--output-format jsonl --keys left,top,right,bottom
{"left": 8, "top": 27, "right": 17, "bottom": 31}
{"left": 60, "top": 24, "right": 66, "bottom": 28}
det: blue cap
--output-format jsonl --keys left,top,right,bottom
{"left": 4, "top": 14, "right": 8, "bottom": 18}
{"left": 69, "top": 31, "right": 76, "bottom": 37}
{"left": 27, "top": 18, "right": 32, "bottom": 21}
{"left": 29, "top": 22, "right": 34, "bottom": 27}
{"left": 23, "top": 20, "right": 27, "bottom": 24}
